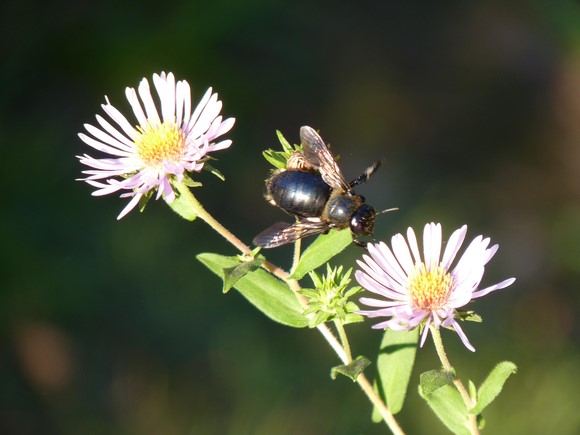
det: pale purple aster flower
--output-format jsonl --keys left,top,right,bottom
{"left": 356, "top": 223, "right": 515, "bottom": 352}
{"left": 77, "top": 72, "right": 235, "bottom": 219}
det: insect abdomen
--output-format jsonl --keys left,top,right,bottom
{"left": 267, "top": 170, "right": 331, "bottom": 217}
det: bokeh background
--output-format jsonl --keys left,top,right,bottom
{"left": 2, "top": 1, "right": 579, "bottom": 434}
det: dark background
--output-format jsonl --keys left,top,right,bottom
{"left": 1, "top": 1, "right": 579, "bottom": 434}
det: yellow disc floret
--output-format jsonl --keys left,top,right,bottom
{"left": 408, "top": 263, "right": 454, "bottom": 311}
{"left": 134, "top": 121, "right": 186, "bottom": 167}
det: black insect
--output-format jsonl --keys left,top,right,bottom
{"left": 253, "top": 126, "right": 382, "bottom": 248}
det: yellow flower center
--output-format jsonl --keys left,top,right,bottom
{"left": 408, "top": 263, "right": 454, "bottom": 311}
{"left": 134, "top": 121, "right": 186, "bottom": 167}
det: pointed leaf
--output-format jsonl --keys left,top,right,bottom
{"left": 290, "top": 230, "right": 353, "bottom": 280}
{"left": 263, "top": 152, "right": 287, "bottom": 169}
{"left": 471, "top": 361, "right": 517, "bottom": 415}
{"left": 330, "top": 356, "right": 371, "bottom": 382}
{"left": 456, "top": 310, "right": 482, "bottom": 323}
{"left": 181, "top": 173, "right": 203, "bottom": 188}
{"left": 197, "top": 253, "right": 308, "bottom": 328}
{"left": 276, "top": 129, "right": 292, "bottom": 150}
{"left": 419, "top": 383, "right": 471, "bottom": 435}
{"left": 222, "top": 256, "right": 265, "bottom": 293}
{"left": 419, "top": 369, "right": 455, "bottom": 396}
{"left": 371, "top": 328, "right": 419, "bottom": 421}
{"left": 262, "top": 131, "right": 299, "bottom": 169}
{"left": 138, "top": 190, "right": 154, "bottom": 213}
{"left": 468, "top": 380, "right": 477, "bottom": 403}
{"left": 203, "top": 162, "right": 225, "bottom": 181}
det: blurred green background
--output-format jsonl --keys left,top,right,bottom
{"left": 2, "top": 1, "right": 579, "bottom": 434}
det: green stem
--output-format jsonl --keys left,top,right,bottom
{"left": 358, "top": 374, "right": 406, "bottom": 435}
{"left": 333, "top": 322, "right": 404, "bottom": 434}
{"left": 175, "top": 182, "right": 404, "bottom": 434}
{"left": 430, "top": 325, "right": 480, "bottom": 435}
{"left": 290, "top": 237, "right": 302, "bottom": 275}
{"left": 175, "top": 183, "right": 251, "bottom": 255}
{"left": 175, "top": 183, "right": 288, "bottom": 277}
{"left": 333, "top": 321, "right": 353, "bottom": 363}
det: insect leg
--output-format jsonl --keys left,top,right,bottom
{"left": 349, "top": 161, "right": 382, "bottom": 188}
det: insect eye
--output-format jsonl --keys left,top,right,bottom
{"left": 350, "top": 204, "right": 376, "bottom": 236}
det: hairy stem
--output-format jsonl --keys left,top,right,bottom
{"left": 333, "top": 321, "right": 353, "bottom": 363}
{"left": 430, "top": 325, "right": 479, "bottom": 435}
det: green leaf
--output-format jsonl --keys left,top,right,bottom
{"left": 180, "top": 173, "right": 203, "bottom": 188}
{"left": 419, "top": 383, "right": 471, "bottom": 435}
{"left": 197, "top": 253, "right": 308, "bottom": 328}
{"left": 276, "top": 129, "right": 292, "bottom": 149}
{"left": 289, "top": 230, "right": 353, "bottom": 280}
{"left": 456, "top": 310, "right": 482, "bottom": 323}
{"left": 330, "top": 356, "right": 371, "bottom": 382}
{"left": 138, "top": 190, "right": 154, "bottom": 213}
{"left": 262, "top": 151, "right": 287, "bottom": 169}
{"left": 344, "top": 313, "right": 364, "bottom": 325}
{"left": 371, "top": 328, "right": 419, "bottom": 421}
{"left": 468, "top": 380, "right": 477, "bottom": 403}
{"left": 203, "top": 162, "right": 225, "bottom": 181}
{"left": 419, "top": 369, "right": 455, "bottom": 396}
{"left": 169, "top": 183, "right": 199, "bottom": 221}
{"left": 222, "top": 255, "right": 265, "bottom": 293}
{"left": 471, "top": 361, "right": 517, "bottom": 415}
{"left": 262, "top": 130, "right": 301, "bottom": 169}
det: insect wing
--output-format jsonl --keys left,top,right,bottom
{"left": 299, "top": 126, "right": 351, "bottom": 192}
{"left": 253, "top": 219, "right": 329, "bottom": 249}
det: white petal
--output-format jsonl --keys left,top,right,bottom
{"left": 189, "top": 94, "right": 221, "bottom": 139}
{"left": 449, "top": 319, "right": 475, "bottom": 352}
{"left": 358, "top": 297, "right": 405, "bottom": 308}
{"left": 81, "top": 125, "right": 133, "bottom": 157}
{"left": 406, "top": 226, "right": 422, "bottom": 264}
{"left": 102, "top": 101, "right": 139, "bottom": 140}
{"left": 154, "top": 72, "right": 176, "bottom": 123}
{"left": 138, "top": 77, "right": 161, "bottom": 125}
{"left": 207, "top": 139, "right": 232, "bottom": 153}
{"left": 368, "top": 242, "right": 409, "bottom": 288}
{"left": 78, "top": 132, "right": 127, "bottom": 157}
{"left": 187, "top": 87, "right": 213, "bottom": 133}
{"left": 94, "top": 115, "right": 135, "bottom": 150}
{"left": 423, "top": 223, "right": 434, "bottom": 267}
{"left": 431, "top": 222, "right": 442, "bottom": 266}
{"left": 391, "top": 233, "right": 415, "bottom": 275}
{"left": 472, "top": 277, "right": 515, "bottom": 298}
{"left": 117, "top": 193, "right": 143, "bottom": 220}
{"left": 175, "top": 80, "right": 190, "bottom": 126}
{"left": 210, "top": 117, "right": 236, "bottom": 140}
{"left": 355, "top": 269, "right": 406, "bottom": 300}
{"left": 441, "top": 225, "right": 467, "bottom": 269}
{"left": 423, "top": 222, "right": 442, "bottom": 269}
{"left": 125, "top": 86, "right": 148, "bottom": 127}
{"left": 419, "top": 317, "right": 432, "bottom": 347}
{"left": 482, "top": 243, "right": 499, "bottom": 265}
{"left": 451, "top": 236, "right": 488, "bottom": 285}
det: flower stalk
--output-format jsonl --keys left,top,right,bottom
{"left": 430, "top": 325, "right": 480, "bottom": 435}
{"left": 333, "top": 320, "right": 353, "bottom": 363}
